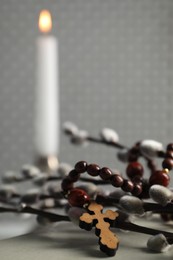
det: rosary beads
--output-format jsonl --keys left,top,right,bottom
{"left": 63, "top": 122, "right": 173, "bottom": 192}
{"left": 60, "top": 159, "right": 173, "bottom": 256}
{"left": 1, "top": 124, "right": 173, "bottom": 256}
{"left": 1, "top": 159, "right": 173, "bottom": 256}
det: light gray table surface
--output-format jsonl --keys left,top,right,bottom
{"left": 0, "top": 215, "right": 173, "bottom": 260}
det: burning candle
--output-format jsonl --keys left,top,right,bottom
{"left": 35, "top": 10, "right": 59, "bottom": 159}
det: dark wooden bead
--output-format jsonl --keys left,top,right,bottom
{"left": 126, "top": 162, "right": 144, "bottom": 180}
{"left": 167, "top": 143, "right": 173, "bottom": 151}
{"left": 110, "top": 174, "right": 124, "bottom": 187}
{"left": 68, "top": 188, "right": 90, "bottom": 207}
{"left": 165, "top": 151, "right": 173, "bottom": 159}
{"left": 68, "top": 170, "right": 80, "bottom": 182}
{"left": 162, "top": 158, "right": 173, "bottom": 171}
{"left": 99, "top": 167, "right": 112, "bottom": 180}
{"left": 135, "top": 141, "right": 141, "bottom": 147}
{"left": 128, "top": 154, "right": 138, "bottom": 162}
{"left": 149, "top": 170, "right": 170, "bottom": 187}
{"left": 128, "top": 144, "right": 140, "bottom": 162}
{"left": 87, "top": 164, "right": 100, "bottom": 176}
{"left": 128, "top": 147, "right": 139, "bottom": 162}
{"left": 139, "top": 179, "right": 150, "bottom": 199}
{"left": 61, "top": 178, "right": 73, "bottom": 191}
{"left": 75, "top": 161, "right": 87, "bottom": 173}
{"left": 130, "top": 176, "right": 142, "bottom": 184}
{"left": 130, "top": 146, "right": 140, "bottom": 156}
{"left": 131, "top": 183, "right": 142, "bottom": 196}
{"left": 121, "top": 180, "right": 134, "bottom": 192}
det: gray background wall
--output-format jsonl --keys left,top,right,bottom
{"left": 0, "top": 0, "right": 172, "bottom": 178}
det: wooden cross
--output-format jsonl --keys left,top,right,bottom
{"left": 79, "top": 202, "right": 119, "bottom": 256}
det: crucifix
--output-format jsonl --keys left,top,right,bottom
{"left": 79, "top": 202, "right": 119, "bottom": 256}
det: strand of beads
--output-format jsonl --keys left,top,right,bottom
{"left": 61, "top": 161, "right": 173, "bottom": 256}
{"left": 61, "top": 161, "right": 145, "bottom": 209}
{"left": 149, "top": 143, "right": 173, "bottom": 187}
{"left": 62, "top": 154, "right": 173, "bottom": 207}
{"left": 63, "top": 123, "right": 173, "bottom": 196}
{"left": 146, "top": 143, "right": 173, "bottom": 188}
{"left": 123, "top": 143, "right": 173, "bottom": 199}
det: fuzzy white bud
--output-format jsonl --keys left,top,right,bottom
{"left": 33, "top": 173, "right": 48, "bottom": 186}
{"left": 21, "top": 164, "right": 40, "bottom": 178}
{"left": 109, "top": 190, "right": 126, "bottom": 200}
{"left": 76, "top": 183, "right": 102, "bottom": 198}
{"left": 147, "top": 234, "right": 171, "bottom": 252}
{"left": 71, "top": 130, "right": 89, "bottom": 145}
{"left": 140, "top": 140, "right": 164, "bottom": 158}
{"left": 41, "top": 198, "right": 55, "bottom": 208}
{"left": 21, "top": 189, "right": 40, "bottom": 204}
{"left": 117, "top": 149, "right": 129, "bottom": 163}
{"left": 68, "top": 207, "right": 87, "bottom": 225}
{"left": 63, "top": 121, "right": 78, "bottom": 135}
{"left": 45, "top": 182, "right": 61, "bottom": 196}
{"left": 0, "top": 185, "right": 17, "bottom": 199}
{"left": 100, "top": 128, "right": 119, "bottom": 143}
{"left": 119, "top": 195, "right": 144, "bottom": 215}
{"left": 2, "top": 171, "right": 20, "bottom": 183}
{"left": 149, "top": 185, "right": 173, "bottom": 206}
{"left": 58, "top": 162, "right": 73, "bottom": 177}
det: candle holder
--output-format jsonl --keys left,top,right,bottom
{"left": 34, "top": 155, "right": 59, "bottom": 173}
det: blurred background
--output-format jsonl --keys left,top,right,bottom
{"left": 0, "top": 0, "right": 172, "bottom": 177}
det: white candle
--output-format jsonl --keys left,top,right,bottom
{"left": 35, "top": 10, "right": 59, "bottom": 156}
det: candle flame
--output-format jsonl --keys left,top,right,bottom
{"left": 39, "top": 10, "right": 52, "bottom": 33}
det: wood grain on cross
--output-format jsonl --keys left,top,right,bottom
{"left": 79, "top": 202, "right": 119, "bottom": 256}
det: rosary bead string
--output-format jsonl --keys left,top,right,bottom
{"left": 61, "top": 161, "right": 146, "bottom": 204}
{"left": 63, "top": 123, "right": 173, "bottom": 193}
